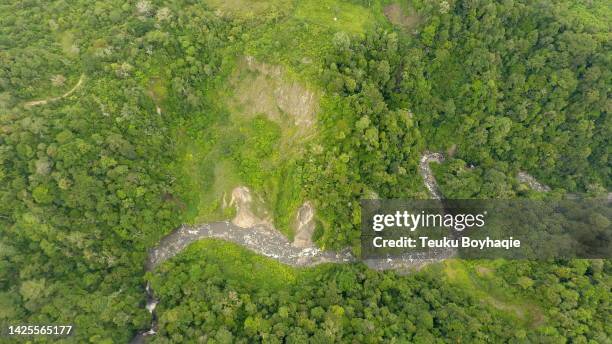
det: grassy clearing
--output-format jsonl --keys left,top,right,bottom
{"left": 175, "top": 239, "right": 301, "bottom": 291}
{"left": 203, "top": 0, "right": 293, "bottom": 20}
{"left": 58, "top": 31, "right": 79, "bottom": 58}
{"left": 244, "top": 0, "right": 392, "bottom": 84}
{"left": 174, "top": 116, "right": 285, "bottom": 224}
{"left": 182, "top": 154, "right": 241, "bottom": 224}
{"left": 442, "top": 260, "right": 546, "bottom": 328}
{"left": 203, "top": 0, "right": 383, "bottom": 34}
{"left": 294, "top": 0, "right": 378, "bottom": 33}
{"left": 244, "top": 19, "right": 333, "bottom": 84}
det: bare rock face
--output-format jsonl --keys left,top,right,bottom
{"left": 517, "top": 172, "right": 551, "bottom": 192}
{"left": 274, "top": 81, "right": 317, "bottom": 127}
{"left": 419, "top": 152, "right": 445, "bottom": 199}
{"left": 230, "top": 186, "right": 262, "bottom": 228}
{"left": 244, "top": 55, "right": 282, "bottom": 77}
{"left": 292, "top": 202, "right": 315, "bottom": 248}
{"left": 232, "top": 56, "right": 318, "bottom": 130}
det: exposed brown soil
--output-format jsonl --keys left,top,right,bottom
{"left": 229, "top": 186, "right": 271, "bottom": 229}
{"left": 517, "top": 171, "right": 551, "bottom": 192}
{"left": 384, "top": 4, "right": 421, "bottom": 30}
{"left": 476, "top": 265, "right": 493, "bottom": 277}
{"left": 229, "top": 56, "right": 318, "bottom": 132}
{"left": 292, "top": 201, "right": 315, "bottom": 248}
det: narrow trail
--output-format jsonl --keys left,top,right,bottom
{"left": 24, "top": 74, "right": 85, "bottom": 107}
{"left": 130, "top": 152, "right": 449, "bottom": 343}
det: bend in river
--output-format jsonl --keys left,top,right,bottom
{"left": 130, "top": 152, "right": 452, "bottom": 342}
{"left": 146, "top": 152, "right": 451, "bottom": 271}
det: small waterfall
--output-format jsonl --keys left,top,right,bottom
{"left": 129, "top": 281, "right": 158, "bottom": 343}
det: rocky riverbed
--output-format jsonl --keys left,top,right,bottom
{"left": 130, "top": 152, "right": 494, "bottom": 342}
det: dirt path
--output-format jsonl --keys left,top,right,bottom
{"left": 24, "top": 74, "right": 85, "bottom": 107}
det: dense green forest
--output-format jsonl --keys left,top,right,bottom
{"left": 310, "top": 0, "right": 610, "bottom": 248}
{"left": 150, "top": 241, "right": 611, "bottom": 343}
{"left": 0, "top": 0, "right": 609, "bottom": 342}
